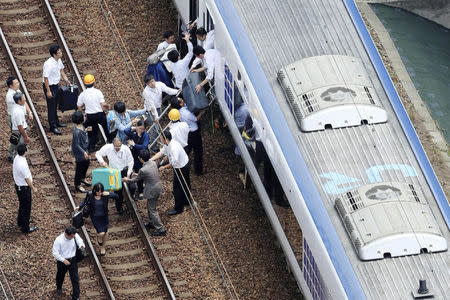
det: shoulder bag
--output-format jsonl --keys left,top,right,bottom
{"left": 9, "top": 131, "right": 21, "bottom": 145}
{"left": 82, "top": 192, "right": 91, "bottom": 218}
{"left": 74, "top": 236, "right": 86, "bottom": 262}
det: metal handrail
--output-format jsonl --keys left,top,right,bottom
{"left": 0, "top": 22, "right": 114, "bottom": 300}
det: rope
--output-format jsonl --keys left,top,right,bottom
{"left": 95, "top": 1, "right": 239, "bottom": 297}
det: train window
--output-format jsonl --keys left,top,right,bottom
{"left": 224, "top": 64, "right": 233, "bottom": 114}
{"left": 189, "top": 0, "right": 199, "bottom": 23}
{"left": 206, "top": 9, "right": 214, "bottom": 31}
{"left": 237, "top": 70, "right": 242, "bottom": 81}
{"left": 234, "top": 82, "right": 243, "bottom": 109}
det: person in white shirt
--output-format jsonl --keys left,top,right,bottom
{"left": 43, "top": 44, "right": 70, "bottom": 135}
{"left": 52, "top": 226, "right": 85, "bottom": 298}
{"left": 13, "top": 144, "right": 37, "bottom": 233}
{"left": 142, "top": 74, "right": 179, "bottom": 118}
{"left": 95, "top": 138, "right": 135, "bottom": 214}
{"left": 77, "top": 74, "right": 109, "bottom": 152}
{"left": 5, "top": 76, "right": 32, "bottom": 131}
{"left": 191, "top": 46, "right": 220, "bottom": 93}
{"left": 151, "top": 130, "right": 190, "bottom": 216}
{"left": 170, "top": 97, "right": 205, "bottom": 175}
{"left": 167, "top": 33, "right": 193, "bottom": 89}
{"left": 168, "top": 109, "right": 189, "bottom": 148}
{"left": 157, "top": 30, "right": 175, "bottom": 51}
{"left": 8, "top": 92, "right": 30, "bottom": 161}
{"left": 191, "top": 27, "right": 215, "bottom": 69}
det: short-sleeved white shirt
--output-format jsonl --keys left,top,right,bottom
{"left": 157, "top": 40, "right": 169, "bottom": 51}
{"left": 11, "top": 104, "right": 27, "bottom": 131}
{"left": 77, "top": 87, "right": 105, "bottom": 114}
{"left": 180, "top": 107, "right": 198, "bottom": 132}
{"left": 169, "top": 121, "right": 189, "bottom": 147}
{"left": 162, "top": 139, "right": 188, "bottom": 168}
{"left": 6, "top": 88, "right": 21, "bottom": 116}
{"left": 42, "top": 57, "right": 64, "bottom": 85}
{"left": 13, "top": 155, "right": 32, "bottom": 186}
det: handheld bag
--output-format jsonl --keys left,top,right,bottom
{"left": 58, "top": 84, "right": 79, "bottom": 112}
{"left": 182, "top": 73, "right": 209, "bottom": 114}
{"left": 9, "top": 131, "right": 21, "bottom": 145}
{"left": 74, "top": 237, "right": 86, "bottom": 262}
{"left": 92, "top": 168, "right": 122, "bottom": 191}
{"left": 72, "top": 210, "right": 84, "bottom": 229}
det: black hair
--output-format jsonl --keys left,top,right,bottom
{"left": 65, "top": 226, "right": 77, "bottom": 235}
{"left": 6, "top": 76, "right": 16, "bottom": 88}
{"left": 13, "top": 91, "right": 23, "bottom": 104}
{"left": 167, "top": 50, "right": 179, "bottom": 63}
{"left": 93, "top": 182, "right": 104, "bottom": 194}
{"left": 136, "top": 119, "right": 144, "bottom": 127}
{"left": 17, "top": 144, "right": 27, "bottom": 156}
{"left": 138, "top": 149, "right": 150, "bottom": 162}
{"left": 114, "top": 101, "right": 126, "bottom": 114}
{"left": 144, "top": 74, "right": 154, "bottom": 84}
{"left": 163, "top": 130, "right": 172, "bottom": 141}
{"left": 193, "top": 45, "right": 205, "bottom": 56}
{"left": 196, "top": 27, "right": 207, "bottom": 36}
{"left": 163, "top": 30, "right": 174, "bottom": 39}
{"left": 72, "top": 111, "right": 84, "bottom": 124}
{"left": 85, "top": 83, "right": 94, "bottom": 88}
{"left": 169, "top": 96, "right": 182, "bottom": 109}
{"left": 49, "top": 44, "right": 60, "bottom": 57}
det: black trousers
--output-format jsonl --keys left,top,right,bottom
{"left": 173, "top": 164, "right": 190, "bottom": 211}
{"left": 56, "top": 258, "right": 79, "bottom": 299}
{"left": 184, "top": 128, "right": 203, "bottom": 174}
{"left": 15, "top": 185, "right": 31, "bottom": 232}
{"left": 74, "top": 159, "right": 90, "bottom": 187}
{"left": 116, "top": 168, "right": 136, "bottom": 212}
{"left": 84, "top": 112, "right": 107, "bottom": 152}
{"left": 43, "top": 83, "right": 60, "bottom": 129}
{"left": 254, "top": 141, "right": 282, "bottom": 201}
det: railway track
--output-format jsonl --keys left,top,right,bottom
{"left": 0, "top": 0, "right": 176, "bottom": 298}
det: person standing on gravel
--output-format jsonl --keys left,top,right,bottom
{"left": 142, "top": 74, "right": 179, "bottom": 118}
{"left": 43, "top": 44, "right": 70, "bottom": 135}
{"left": 8, "top": 92, "right": 30, "bottom": 161}
{"left": 52, "top": 226, "right": 85, "bottom": 299}
{"left": 77, "top": 74, "right": 109, "bottom": 153}
{"left": 157, "top": 30, "right": 175, "bottom": 51}
{"left": 167, "top": 33, "right": 193, "bottom": 89}
{"left": 151, "top": 130, "right": 190, "bottom": 216}
{"left": 123, "top": 149, "right": 166, "bottom": 236}
{"left": 71, "top": 111, "right": 90, "bottom": 193}
{"left": 13, "top": 144, "right": 37, "bottom": 233}
{"left": 5, "top": 76, "right": 32, "bottom": 131}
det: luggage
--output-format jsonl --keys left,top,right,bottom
{"left": 58, "top": 84, "right": 79, "bottom": 112}
{"left": 92, "top": 168, "right": 122, "bottom": 191}
{"left": 146, "top": 62, "right": 174, "bottom": 88}
{"left": 72, "top": 210, "right": 84, "bottom": 229}
{"left": 182, "top": 73, "right": 209, "bottom": 114}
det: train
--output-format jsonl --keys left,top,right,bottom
{"left": 170, "top": 0, "right": 450, "bottom": 299}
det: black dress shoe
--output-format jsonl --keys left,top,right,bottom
{"left": 22, "top": 226, "right": 37, "bottom": 233}
{"left": 151, "top": 230, "right": 166, "bottom": 236}
{"left": 144, "top": 222, "right": 155, "bottom": 229}
{"left": 51, "top": 128, "right": 62, "bottom": 135}
{"left": 56, "top": 288, "right": 62, "bottom": 295}
{"left": 81, "top": 180, "right": 92, "bottom": 187}
{"left": 167, "top": 209, "right": 183, "bottom": 216}
{"left": 56, "top": 122, "right": 67, "bottom": 128}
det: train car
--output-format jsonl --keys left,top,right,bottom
{"left": 170, "top": 0, "right": 450, "bottom": 299}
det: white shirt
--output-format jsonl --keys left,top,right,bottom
{"left": 203, "top": 49, "right": 220, "bottom": 81}
{"left": 11, "top": 104, "right": 27, "bottom": 131}
{"left": 162, "top": 139, "right": 188, "bottom": 168}
{"left": 180, "top": 107, "right": 198, "bottom": 132}
{"left": 143, "top": 82, "right": 178, "bottom": 110}
{"left": 169, "top": 121, "right": 189, "bottom": 147}
{"left": 6, "top": 88, "right": 20, "bottom": 116}
{"left": 96, "top": 144, "right": 134, "bottom": 177}
{"left": 157, "top": 40, "right": 169, "bottom": 51}
{"left": 52, "top": 233, "right": 85, "bottom": 262}
{"left": 172, "top": 42, "right": 193, "bottom": 88}
{"left": 13, "top": 155, "right": 32, "bottom": 186}
{"left": 77, "top": 87, "right": 105, "bottom": 114}
{"left": 42, "top": 57, "right": 64, "bottom": 85}
{"left": 192, "top": 30, "right": 215, "bottom": 68}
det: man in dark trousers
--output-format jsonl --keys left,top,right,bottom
{"left": 42, "top": 44, "right": 70, "bottom": 135}
{"left": 151, "top": 130, "right": 190, "bottom": 215}
{"left": 52, "top": 226, "right": 85, "bottom": 299}
{"left": 12, "top": 144, "right": 37, "bottom": 233}
{"left": 124, "top": 149, "right": 165, "bottom": 236}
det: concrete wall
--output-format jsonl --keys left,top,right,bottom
{"left": 358, "top": 0, "right": 450, "bottom": 28}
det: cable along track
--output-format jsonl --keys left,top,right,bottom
{"left": 0, "top": 0, "right": 175, "bottom": 298}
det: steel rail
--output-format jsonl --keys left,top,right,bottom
{"left": 0, "top": 25, "right": 115, "bottom": 300}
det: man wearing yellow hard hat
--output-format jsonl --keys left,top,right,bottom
{"left": 77, "top": 74, "right": 109, "bottom": 153}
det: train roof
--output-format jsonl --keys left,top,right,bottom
{"left": 213, "top": 0, "right": 450, "bottom": 299}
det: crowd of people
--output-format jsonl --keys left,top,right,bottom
{"left": 5, "top": 24, "right": 288, "bottom": 299}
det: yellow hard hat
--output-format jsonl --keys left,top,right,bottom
{"left": 168, "top": 109, "right": 180, "bottom": 121}
{"left": 84, "top": 74, "right": 95, "bottom": 85}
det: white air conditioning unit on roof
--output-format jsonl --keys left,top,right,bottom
{"left": 335, "top": 182, "right": 447, "bottom": 260}
{"left": 278, "top": 55, "right": 388, "bottom": 131}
